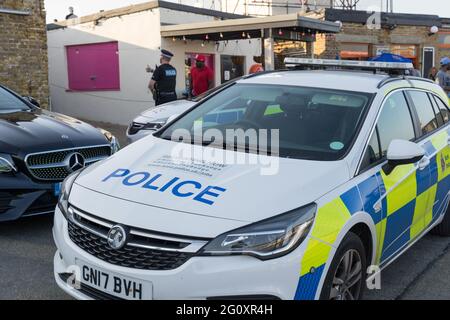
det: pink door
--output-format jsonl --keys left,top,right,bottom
{"left": 67, "top": 42, "right": 120, "bottom": 91}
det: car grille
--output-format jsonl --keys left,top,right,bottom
{"left": 25, "top": 145, "right": 111, "bottom": 181}
{"left": 0, "top": 192, "right": 14, "bottom": 214}
{"left": 0, "top": 191, "right": 57, "bottom": 216}
{"left": 67, "top": 206, "right": 208, "bottom": 271}
{"left": 58, "top": 273, "right": 123, "bottom": 300}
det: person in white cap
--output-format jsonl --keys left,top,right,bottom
{"left": 437, "top": 57, "right": 450, "bottom": 97}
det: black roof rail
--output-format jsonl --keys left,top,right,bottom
{"left": 377, "top": 75, "right": 435, "bottom": 89}
{"left": 242, "top": 69, "right": 290, "bottom": 80}
{"left": 404, "top": 76, "right": 435, "bottom": 84}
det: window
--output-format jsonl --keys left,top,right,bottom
{"left": 158, "top": 84, "right": 372, "bottom": 161}
{"left": 66, "top": 42, "right": 120, "bottom": 91}
{"left": 432, "top": 95, "right": 450, "bottom": 125}
{"left": 340, "top": 43, "right": 370, "bottom": 60}
{"left": 408, "top": 91, "right": 438, "bottom": 135}
{"left": 377, "top": 92, "right": 415, "bottom": 157}
{"left": 361, "top": 128, "right": 382, "bottom": 170}
{"left": 438, "top": 32, "right": 450, "bottom": 48}
{"left": 0, "top": 87, "right": 30, "bottom": 113}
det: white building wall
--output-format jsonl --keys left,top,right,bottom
{"left": 48, "top": 7, "right": 261, "bottom": 125}
{"left": 48, "top": 9, "right": 162, "bottom": 125}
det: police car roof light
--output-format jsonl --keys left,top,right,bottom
{"left": 284, "top": 58, "right": 414, "bottom": 75}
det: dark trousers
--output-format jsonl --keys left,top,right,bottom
{"left": 155, "top": 92, "right": 177, "bottom": 106}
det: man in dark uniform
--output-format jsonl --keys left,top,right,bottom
{"left": 149, "top": 49, "right": 177, "bottom": 106}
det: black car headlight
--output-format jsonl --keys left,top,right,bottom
{"left": 0, "top": 154, "right": 17, "bottom": 173}
{"left": 200, "top": 204, "right": 316, "bottom": 260}
{"left": 58, "top": 170, "right": 82, "bottom": 219}
{"left": 129, "top": 120, "right": 167, "bottom": 135}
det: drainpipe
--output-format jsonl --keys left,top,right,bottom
{"left": 0, "top": 8, "right": 31, "bottom": 15}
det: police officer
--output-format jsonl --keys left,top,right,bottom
{"left": 148, "top": 49, "right": 177, "bottom": 106}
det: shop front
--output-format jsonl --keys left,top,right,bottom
{"left": 161, "top": 13, "right": 340, "bottom": 94}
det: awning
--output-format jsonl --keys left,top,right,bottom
{"left": 340, "top": 51, "right": 369, "bottom": 59}
{"left": 161, "top": 13, "right": 341, "bottom": 41}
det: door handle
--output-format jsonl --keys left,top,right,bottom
{"left": 418, "top": 156, "right": 430, "bottom": 170}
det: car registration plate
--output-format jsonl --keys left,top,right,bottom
{"left": 54, "top": 183, "right": 62, "bottom": 197}
{"left": 75, "top": 260, "right": 152, "bottom": 300}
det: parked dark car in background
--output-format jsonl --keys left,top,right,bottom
{"left": 0, "top": 85, "right": 119, "bottom": 222}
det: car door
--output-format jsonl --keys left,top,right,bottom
{"left": 408, "top": 91, "right": 450, "bottom": 227}
{"left": 406, "top": 90, "right": 448, "bottom": 231}
{"left": 359, "top": 90, "right": 428, "bottom": 265}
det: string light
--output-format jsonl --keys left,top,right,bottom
{"left": 278, "top": 29, "right": 283, "bottom": 36}
{"left": 182, "top": 35, "right": 186, "bottom": 41}
{"left": 220, "top": 32, "right": 224, "bottom": 38}
{"left": 242, "top": 31, "right": 246, "bottom": 38}
{"left": 205, "top": 34, "right": 209, "bottom": 40}
{"left": 172, "top": 37, "right": 176, "bottom": 42}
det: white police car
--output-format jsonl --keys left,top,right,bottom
{"left": 53, "top": 59, "right": 450, "bottom": 300}
{"left": 126, "top": 79, "right": 244, "bottom": 144}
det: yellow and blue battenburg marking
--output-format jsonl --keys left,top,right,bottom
{"left": 294, "top": 128, "right": 450, "bottom": 300}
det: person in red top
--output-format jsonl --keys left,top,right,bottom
{"left": 189, "top": 55, "right": 214, "bottom": 98}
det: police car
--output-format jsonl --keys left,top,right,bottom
{"left": 53, "top": 59, "right": 450, "bottom": 300}
{"left": 126, "top": 78, "right": 245, "bottom": 144}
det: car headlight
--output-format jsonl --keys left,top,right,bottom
{"left": 200, "top": 203, "right": 316, "bottom": 260}
{"left": 58, "top": 170, "right": 82, "bottom": 219}
{"left": 0, "top": 154, "right": 17, "bottom": 173}
{"left": 129, "top": 120, "right": 167, "bottom": 135}
{"left": 100, "top": 129, "right": 120, "bottom": 154}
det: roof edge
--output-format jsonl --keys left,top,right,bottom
{"left": 46, "top": 0, "right": 247, "bottom": 30}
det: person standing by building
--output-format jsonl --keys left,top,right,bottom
{"left": 149, "top": 50, "right": 177, "bottom": 106}
{"left": 189, "top": 55, "right": 214, "bottom": 98}
{"left": 437, "top": 57, "right": 450, "bottom": 97}
{"left": 249, "top": 57, "right": 264, "bottom": 74}
{"left": 429, "top": 66, "right": 438, "bottom": 82}
{"left": 65, "top": 7, "right": 78, "bottom": 20}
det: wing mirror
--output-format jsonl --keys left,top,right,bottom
{"left": 383, "top": 140, "right": 426, "bottom": 175}
{"left": 23, "top": 96, "right": 40, "bottom": 108}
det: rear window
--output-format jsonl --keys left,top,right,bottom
{"left": 432, "top": 95, "right": 450, "bottom": 125}
{"left": 408, "top": 91, "right": 438, "bottom": 135}
{"left": 158, "top": 84, "right": 373, "bottom": 161}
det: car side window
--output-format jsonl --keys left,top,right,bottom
{"left": 432, "top": 95, "right": 450, "bottom": 125}
{"left": 361, "top": 128, "right": 382, "bottom": 170}
{"left": 408, "top": 91, "right": 438, "bottom": 135}
{"left": 377, "top": 91, "right": 416, "bottom": 158}
{"left": 360, "top": 91, "right": 415, "bottom": 172}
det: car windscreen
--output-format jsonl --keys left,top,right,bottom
{"left": 191, "top": 78, "right": 237, "bottom": 102}
{"left": 0, "top": 87, "right": 30, "bottom": 113}
{"left": 158, "top": 84, "right": 373, "bottom": 161}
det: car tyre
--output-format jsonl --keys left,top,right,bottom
{"left": 319, "top": 232, "right": 367, "bottom": 300}
{"left": 431, "top": 201, "right": 450, "bottom": 236}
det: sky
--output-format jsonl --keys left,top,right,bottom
{"left": 44, "top": 0, "right": 449, "bottom": 23}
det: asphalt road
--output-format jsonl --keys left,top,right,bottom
{"left": 0, "top": 213, "right": 449, "bottom": 300}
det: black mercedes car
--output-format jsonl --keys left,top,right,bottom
{"left": 0, "top": 84, "right": 119, "bottom": 222}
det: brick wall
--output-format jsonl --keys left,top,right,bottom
{"left": 315, "top": 22, "right": 441, "bottom": 75}
{"left": 437, "top": 28, "right": 450, "bottom": 66}
{"left": 0, "top": 0, "right": 49, "bottom": 108}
